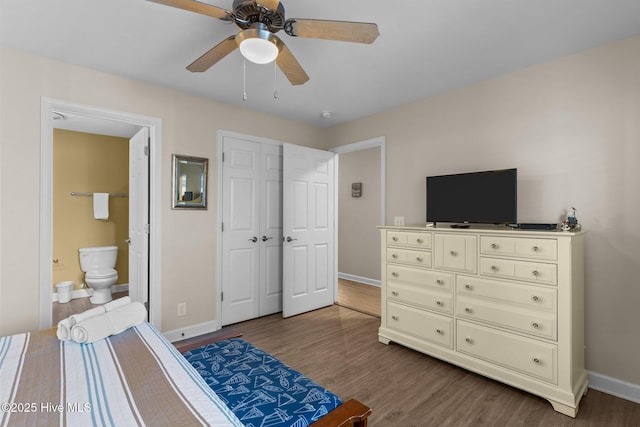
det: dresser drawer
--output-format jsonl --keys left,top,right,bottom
{"left": 387, "top": 230, "right": 432, "bottom": 249}
{"left": 387, "top": 302, "right": 453, "bottom": 348}
{"left": 480, "top": 257, "right": 557, "bottom": 286}
{"left": 457, "top": 320, "right": 557, "bottom": 383}
{"left": 388, "top": 282, "right": 453, "bottom": 314}
{"left": 457, "top": 295, "right": 557, "bottom": 340}
{"left": 456, "top": 275, "right": 557, "bottom": 312}
{"left": 387, "top": 248, "right": 432, "bottom": 268}
{"left": 481, "top": 236, "right": 557, "bottom": 261}
{"left": 387, "top": 265, "right": 453, "bottom": 292}
{"left": 434, "top": 234, "right": 477, "bottom": 273}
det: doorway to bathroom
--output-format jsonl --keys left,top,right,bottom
{"left": 40, "top": 98, "right": 163, "bottom": 330}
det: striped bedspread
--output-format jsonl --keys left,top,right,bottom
{"left": 0, "top": 322, "right": 243, "bottom": 426}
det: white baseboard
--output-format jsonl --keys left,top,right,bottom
{"left": 163, "top": 320, "right": 221, "bottom": 343}
{"left": 51, "top": 283, "right": 129, "bottom": 302}
{"left": 338, "top": 272, "right": 381, "bottom": 287}
{"left": 589, "top": 371, "right": 640, "bottom": 404}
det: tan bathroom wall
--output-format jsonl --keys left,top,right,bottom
{"left": 52, "top": 129, "right": 129, "bottom": 291}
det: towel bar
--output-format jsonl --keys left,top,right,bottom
{"left": 70, "top": 192, "right": 127, "bottom": 197}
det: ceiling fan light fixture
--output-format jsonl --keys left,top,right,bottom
{"left": 237, "top": 23, "right": 280, "bottom": 64}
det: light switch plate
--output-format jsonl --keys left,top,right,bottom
{"left": 394, "top": 216, "right": 405, "bottom": 226}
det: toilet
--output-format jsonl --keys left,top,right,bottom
{"left": 79, "top": 246, "right": 119, "bottom": 304}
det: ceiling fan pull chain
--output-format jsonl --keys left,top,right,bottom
{"left": 243, "top": 59, "right": 247, "bottom": 101}
{"left": 273, "top": 60, "right": 278, "bottom": 99}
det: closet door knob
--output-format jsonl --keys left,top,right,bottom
{"left": 125, "top": 238, "right": 132, "bottom": 245}
{"left": 261, "top": 236, "right": 272, "bottom": 242}
{"left": 249, "top": 236, "right": 258, "bottom": 243}
{"left": 285, "top": 236, "right": 297, "bottom": 243}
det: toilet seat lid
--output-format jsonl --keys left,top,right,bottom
{"left": 86, "top": 268, "right": 117, "bottom": 279}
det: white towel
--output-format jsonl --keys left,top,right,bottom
{"left": 69, "top": 306, "right": 106, "bottom": 326}
{"left": 56, "top": 318, "right": 73, "bottom": 341}
{"left": 71, "top": 302, "right": 147, "bottom": 344}
{"left": 104, "top": 296, "right": 131, "bottom": 312}
{"left": 93, "top": 193, "right": 109, "bottom": 220}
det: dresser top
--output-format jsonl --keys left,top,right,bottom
{"left": 378, "top": 224, "right": 582, "bottom": 237}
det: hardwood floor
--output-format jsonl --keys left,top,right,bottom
{"left": 52, "top": 291, "right": 128, "bottom": 324}
{"left": 227, "top": 305, "right": 640, "bottom": 427}
{"left": 337, "top": 278, "right": 381, "bottom": 317}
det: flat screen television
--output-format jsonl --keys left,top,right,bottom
{"left": 426, "top": 168, "right": 517, "bottom": 225}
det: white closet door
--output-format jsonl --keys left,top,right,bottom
{"left": 259, "top": 143, "right": 283, "bottom": 315}
{"left": 282, "top": 143, "right": 335, "bottom": 317}
{"left": 128, "top": 127, "right": 149, "bottom": 309}
{"left": 221, "top": 137, "right": 261, "bottom": 325}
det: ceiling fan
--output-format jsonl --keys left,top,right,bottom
{"left": 147, "top": 0, "right": 380, "bottom": 85}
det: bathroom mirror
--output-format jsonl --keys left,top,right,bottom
{"left": 172, "top": 154, "right": 208, "bottom": 209}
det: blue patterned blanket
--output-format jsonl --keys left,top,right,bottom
{"left": 183, "top": 338, "right": 342, "bottom": 427}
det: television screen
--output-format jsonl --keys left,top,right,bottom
{"left": 426, "top": 168, "right": 517, "bottom": 224}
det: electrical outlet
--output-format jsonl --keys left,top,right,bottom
{"left": 394, "top": 216, "right": 405, "bottom": 226}
{"left": 177, "top": 302, "right": 187, "bottom": 317}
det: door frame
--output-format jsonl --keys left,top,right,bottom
{"left": 330, "top": 136, "right": 386, "bottom": 290}
{"left": 39, "top": 98, "right": 163, "bottom": 330}
{"left": 216, "top": 130, "right": 285, "bottom": 324}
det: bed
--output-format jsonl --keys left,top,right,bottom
{"left": 0, "top": 322, "right": 370, "bottom": 426}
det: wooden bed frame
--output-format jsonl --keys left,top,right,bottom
{"left": 174, "top": 330, "right": 372, "bottom": 427}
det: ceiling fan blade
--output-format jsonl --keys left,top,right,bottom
{"left": 275, "top": 39, "right": 309, "bottom": 86}
{"left": 257, "top": 0, "right": 280, "bottom": 11}
{"left": 286, "top": 19, "right": 379, "bottom": 44}
{"left": 187, "top": 35, "right": 238, "bottom": 72}
{"left": 146, "top": 0, "right": 232, "bottom": 21}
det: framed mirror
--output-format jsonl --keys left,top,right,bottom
{"left": 172, "top": 154, "right": 208, "bottom": 209}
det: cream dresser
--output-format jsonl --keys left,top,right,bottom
{"left": 378, "top": 226, "right": 587, "bottom": 417}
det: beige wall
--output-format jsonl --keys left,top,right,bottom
{"left": 52, "top": 129, "right": 129, "bottom": 290}
{"left": 338, "top": 147, "right": 381, "bottom": 281}
{"left": 0, "top": 47, "right": 325, "bottom": 335}
{"left": 326, "top": 35, "right": 640, "bottom": 385}
{"left": 2, "top": 33, "right": 640, "bottom": 388}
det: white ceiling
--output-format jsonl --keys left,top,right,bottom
{"left": 2, "top": 0, "right": 640, "bottom": 128}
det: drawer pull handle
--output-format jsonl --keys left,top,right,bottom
{"left": 436, "top": 301, "right": 443, "bottom": 306}
{"left": 436, "top": 329, "right": 443, "bottom": 335}
{"left": 532, "top": 270, "right": 540, "bottom": 277}
{"left": 391, "top": 272, "right": 399, "bottom": 277}
{"left": 465, "top": 284, "right": 472, "bottom": 290}
{"left": 450, "top": 250, "right": 457, "bottom": 256}
{"left": 532, "top": 246, "right": 540, "bottom": 252}
{"left": 465, "top": 307, "right": 473, "bottom": 314}
{"left": 416, "top": 238, "right": 423, "bottom": 244}
{"left": 531, "top": 295, "right": 540, "bottom": 302}
{"left": 436, "top": 279, "right": 444, "bottom": 285}
{"left": 392, "top": 291, "right": 399, "bottom": 296}
{"left": 490, "top": 265, "right": 499, "bottom": 272}
{"left": 392, "top": 236, "right": 398, "bottom": 242}
{"left": 533, "top": 357, "right": 541, "bottom": 364}
{"left": 531, "top": 322, "right": 540, "bottom": 329}
{"left": 416, "top": 257, "right": 423, "bottom": 262}
{"left": 391, "top": 315, "right": 399, "bottom": 321}
{"left": 392, "top": 253, "right": 398, "bottom": 259}
{"left": 465, "top": 337, "right": 473, "bottom": 344}
{"left": 490, "top": 243, "right": 498, "bottom": 249}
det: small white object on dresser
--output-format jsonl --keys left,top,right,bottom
{"left": 378, "top": 225, "right": 586, "bottom": 417}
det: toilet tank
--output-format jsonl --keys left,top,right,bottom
{"left": 79, "top": 246, "right": 118, "bottom": 272}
